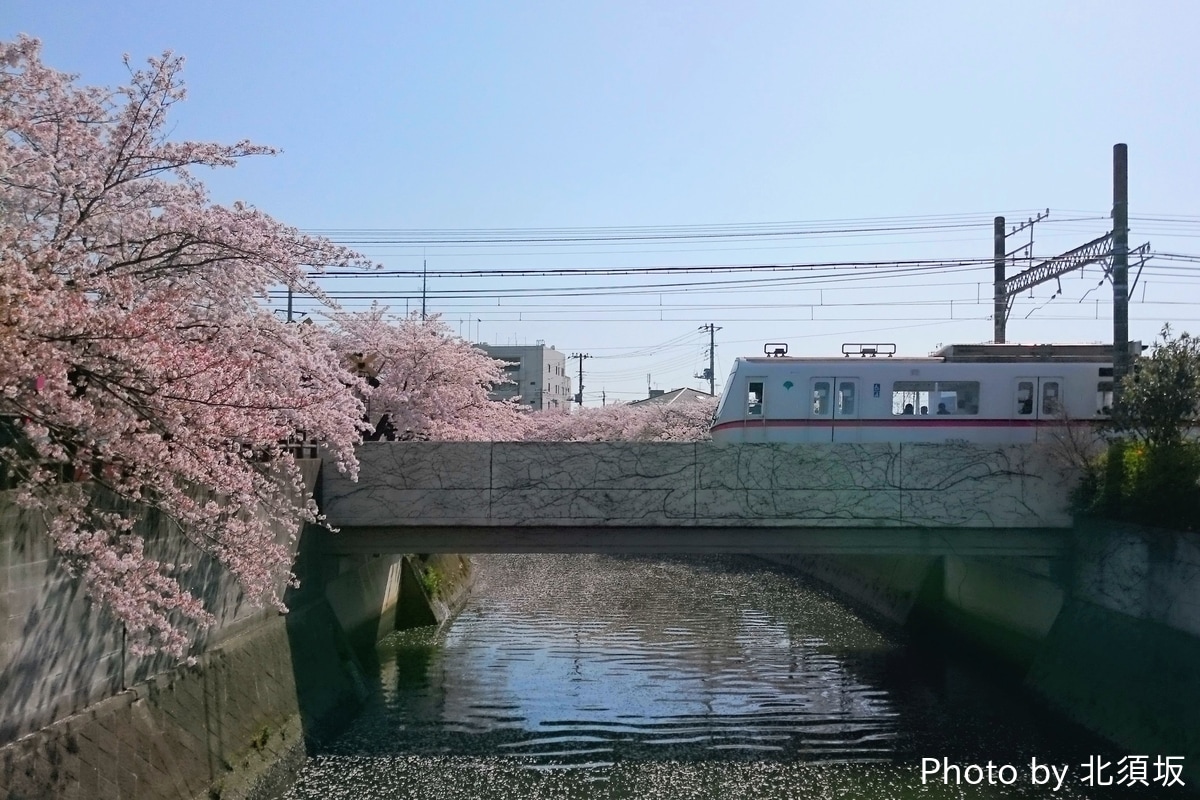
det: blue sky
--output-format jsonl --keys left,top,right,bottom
{"left": 6, "top": 2, "right": 1199, "bottom": 402}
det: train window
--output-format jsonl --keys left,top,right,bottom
{"left": 1016, "top": 382, "right": 1034, "bottom": 415}
{"left": 812, "top": 381, "right": 831, "bottom": 416}
{"left": 747, "top": 381, "right": 764, "bottom": 416}
{"left": 837, "top": 381, "right": 856, "bottom": 416}
{"left": 892, "top": 381, "right": 979, "bottom": 415}
{"left": 1042, "top": 381, "right": 1062, "bottom": 415}
{"left": 1097, "top": 381, "right": 1114, "bottom": 416}
{"left": 892, "top": 381, "right": 931, "bottom": 415}
{"left": 939, "top": 381, "right": 980, "bottom": 415}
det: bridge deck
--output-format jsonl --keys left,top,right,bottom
{"left": 320, "top": 442, "right": 1078, "bottom": 556}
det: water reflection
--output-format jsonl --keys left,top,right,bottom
{"left": 369, "top": 556, "right": 897, "bottom": 766}
{"left": 286, "top": 555, "right": 1173, "bottom": 799}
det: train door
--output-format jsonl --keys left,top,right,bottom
{"left": 810, "top": 377, "right": 859, "bottom": 442}
{"left": 809, "top": 378, "right": 834, "bottom": 442}
{"left": 1013, "top": 376, "right": 1064, "bottom": 442}
{"left": 832, "top": 378, "right": 861, "bottom": 443}
{"left": 744, "top": 375, "right": 767, "bottom": 442}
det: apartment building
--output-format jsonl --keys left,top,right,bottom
{"left": 477, "top": 343, "right": 573, "bottom": 410}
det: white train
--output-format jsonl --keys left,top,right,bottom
{"left": 710, "top": 341, "right": 1131, "bottom": 444}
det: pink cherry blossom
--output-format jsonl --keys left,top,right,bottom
{"left": 332, "top": 308, "right": 531, "bottom": 441}
{"left": 0, "top": 36, "right": 717, "bottom": 659}
{"left": 0, "top": 37, "right": 370, "bottom": 658}
{"left": 522, "top": 397, "right": 717, "bottom": 442}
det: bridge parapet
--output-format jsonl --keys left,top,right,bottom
{"left": 322, "top": 442, "right": 1077, "bottom": 530}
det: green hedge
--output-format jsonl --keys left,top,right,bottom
{"left": 1074, "top": 439, "right": 1200, "bottom": 531}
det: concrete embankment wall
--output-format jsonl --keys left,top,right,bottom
{"left": 767, "top": 522, "right": 1200, "bottom": 786}
{"left": 0, "top": 462, "right": 470, "bottom": 800}
{"left": 1025, "top": 526, "right": 1200, "bottom": 786}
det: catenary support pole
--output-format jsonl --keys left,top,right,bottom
{"left": 1112, "top": 144, "right": 1129, "bottom": 402}
{"left": 993, "top": 216, "right": 1006, "bottom": 343}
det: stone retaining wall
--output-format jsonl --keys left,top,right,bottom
{"left": 0, "top": 601, "right": 364, "bottom": 800}
{"left": 0, "top": 460, "right": 468, "bottom": 800}
{"left": 0, "top": 459, "right": 322, "bottom": 748}
{"left": 770, "top": 523, "right": 1200, "bottom": 788}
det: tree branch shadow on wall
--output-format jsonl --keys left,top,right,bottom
{"left": 1, "top": 495, "right": 126, "bottom": 747}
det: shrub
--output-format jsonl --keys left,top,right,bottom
{"left": 1075, "top": 434, "right": 1200, "bottom": 530}
{"left": 420, "top": 565, "right": 443, "bottom": 599}
{"left": 1073, "top": 326, "right": 1200, "bottom": 531}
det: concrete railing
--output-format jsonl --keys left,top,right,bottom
{"left": 323, "top": 441, "right": 1078, "bottom": 531}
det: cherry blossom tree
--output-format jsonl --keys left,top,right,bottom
{"left": 0, "top": 37, "right": 371, "bottom": 657}
{"left": 328, "top": 307, "right": 717, "bottom": 443}
{"left": 332, "top": 308, "right": 530, "bottom": 441}
{"left": 524, "top": 396, "right": 717, "bottom": 442}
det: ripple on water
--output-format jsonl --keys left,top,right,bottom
{"left": 287, "top": 555, "right": 1171, "bottom": 800}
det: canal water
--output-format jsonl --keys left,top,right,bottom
{"left": 285, "top": 555, "right": 1178, "bottom": 799}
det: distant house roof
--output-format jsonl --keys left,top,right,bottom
{"left": 628, "top": 387, "right": 714, "bottom": 407}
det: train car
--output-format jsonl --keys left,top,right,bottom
{"left": 710, "top": 341, "right": 1131, "bottom": 444}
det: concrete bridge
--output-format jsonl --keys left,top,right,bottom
{"left": 319, "top": 442, "right": 1077, "bottom": 556}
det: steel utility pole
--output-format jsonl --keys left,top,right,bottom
{"left": 570, "top": 353, "right": 591, "bottom": 407}
{"left": 993, "top": 148, "right": 1149, "bottom": 348}
{"left": 994, "top": 209, "right": 1147, "bottom": 345}
{"left": 695, "top": 324, "right": 722, "bottom": 395}
{"left": 993, "top": 217, "right": 1005, "bottom": 343}
{"left": 992, "top": 211, "right": 1049, "bottom": 343}
{"left": 1112, "top": 143, "right": 1130, "bottom": 401}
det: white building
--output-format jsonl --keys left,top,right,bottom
{"left": 477, "top": 343, "right": 573, "bottom": 410}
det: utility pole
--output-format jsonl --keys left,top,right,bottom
{"left": 286, "top": 285, "right": 295, "bottom": 324}
{"left": 993, "top": 218, "right": 1005, "bottom": 343}
{"left": 1112, "top": 143, "right": 1130, "bottom": 402}
{"left": 570, "top": 353, "right": 591, "bottom": 407}
{"left": 992, "top": 149, "right": 1146, "bottom": 351}
{"left": 992, "top": 210, "right": 1048, "bottom": 343}
{"left": 421, "top": 259, "right": 428, "bottom": 320}
{"left": 695, "top": 323, "right": 722, "bottom": 395}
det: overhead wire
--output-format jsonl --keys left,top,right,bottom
{"left": 273, "top": 211, "right": 1200, "bottom": 382}
{"left": 306, "top": 210, "right": 1046, "bottom": 244}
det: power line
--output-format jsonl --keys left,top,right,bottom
{"left": 306, "top": 211, "right": 1049, "bottom": 242}
{"left": 313, "top": 256, "right": 1003, "bottom": 278}
{"left": 591, "top": 329, "right": 700, "bottom": 359}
